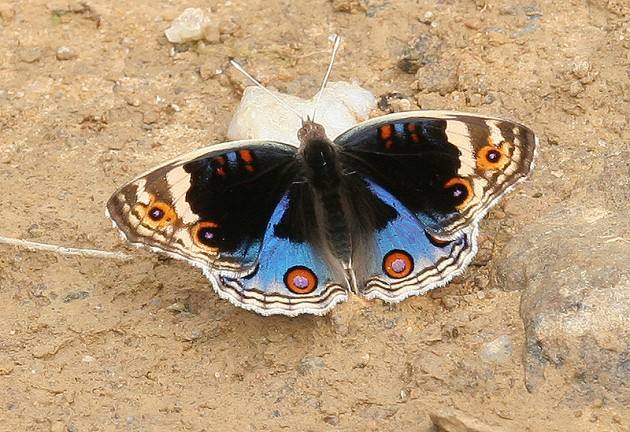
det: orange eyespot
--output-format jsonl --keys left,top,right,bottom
{"left": 134, "top": 195, "right": 177, "bottom": 229}
{"left": 383, "top": 250, "right": 414, "bottom": 279}
{"left": 476, "top": 140, "right": 512, "bottom": 171}
{"left": 284, "top": 266, "right": 318, "bottom": 294}
{"left": 443, "top": 177, "right": 473, "bottom": 210}
{"left": 191, "top": 221, "right": 220, "bottom": 252}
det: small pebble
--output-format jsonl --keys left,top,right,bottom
{"left": 464, "top": 18, "right": 482, "bottom": 30}
{"left": 164, "top": 8, "right": 211, "bottom": 43}
{"left": 81, "top": 355, "right": 95, "bottom": 363}
{"left": 323, "top": 415, "right": 339, "bottom": 426}
{"left": 474, "top": 274, "right": 490, "bottom": 289}
{"left": 199, "top": 59, "right": 222, "bottom": 80}
{"left": 568, "top": 81, "right": 583, "bottom": 97}
{"left": 415, "top": 59, "right": 459, "bottom": 95}
{"left": 188, "top": 329, "right": 203, "bottom": 341}
{"left": 480, "top": 335, "right": 513, "bottom": 363}
{"left": 18, "top": 47, "right": 42, "bottom": 63}
{"left": 62, "top": 291, "right": 89, "bottom": 303}
{"left": 468, "top": 93, "right": 482, "bottom": 107}
{"left": 56, "top": 46, "right": 77, "bottom": 61}
{"left": 125, "top": 97, "right": 141, "bottom": 107}
{"left": 572, "top": 61, "right": 591, "bottom": 79}
{"left": 298, "top": 356, "right": 327, "bottom": 374}
{"left": 166, "top": 302, "right": 187, "bottom": 313}
{"left": 202, "top": 23, "right": 221, "bottom": 44}
{"left": 400, "top": 388, "right": 410, "bottom": 401}
{"left": 142, "top": 110, "right": 159, "bottom": 124}
{"left": 219, "top": 19, "right": 239, "bottom": 36}
{"left": 419, "top": 11, "right": 434, "bottom": 24}
{"left": 358, "top": 353, "right": 370, "bottom": 367}
{"left": 0, "top": 4, "right": 16, "bottom": 22}
{"left": 377, "top": 92, "right": 418, "bottom": 112}
{"left": 0, "top": 361, "right": 14, "bottom": 376}
{"left": 331, "top": 0, "right": 365, "bottom": 13}
{"left": 397, "top": 34, "right": 441, "bottom": 74}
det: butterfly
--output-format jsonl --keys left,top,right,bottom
{"left": 106, "top": 39, "right": 537, "bottom": 317}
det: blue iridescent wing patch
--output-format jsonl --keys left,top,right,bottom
{"left": 357, "top": 178, "right": 478, "bottom": 301}
{"left": 213, "top": 190, "right": 348, "bottom": 316}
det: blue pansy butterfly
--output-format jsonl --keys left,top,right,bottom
{"left": 107, "top": 37, "right": 537, "bottom": 316}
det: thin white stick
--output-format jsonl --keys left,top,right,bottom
{"left": 229, "top": 59, "right": 304, "bottom": 121}
{"left": 0, "top": 235, "right": 132, "bottom": 260}
{"left": 312, "top": 34, "right": 342, "bottom": 121}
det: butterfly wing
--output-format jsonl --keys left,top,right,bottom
{"left": 106, "top": 141, "right": 299, "bottom": 273}
{"left": 107, "top": 141, "right": 349, "bottom": 315}
{"left": 336, "top": 111, "right": 537, "bottom": 238}
{"left": 213, "top": 183, "right": 349, "bottom": 316}
{"left": 346, "top": 177, "right": 477, "bottom": 301}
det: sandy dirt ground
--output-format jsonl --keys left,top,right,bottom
{"left": 0, "top": 0, "right": 628, "bottom": 431}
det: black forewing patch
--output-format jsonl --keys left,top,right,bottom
{"left": 337, "top": 119, "right": 463, "bottom": 216}
{"left": 183, "top": 146, "right": 299, "bottom": 254}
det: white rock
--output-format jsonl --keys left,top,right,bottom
{"left": 227, "top": 81, "right": 377, "bottom": 146}
{"left": 56, "top": 46, "right": 77, "bottom": 61}
{"left": 479, "top": 335, "right": 513, "bottom": 364}
{"left": 164, "top": 8, "right": 211, "bottom": 43}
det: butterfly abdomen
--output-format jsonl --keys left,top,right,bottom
{"left": 318, "top": 187, "right": 352, "bottom": 260}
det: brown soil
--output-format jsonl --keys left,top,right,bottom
{"left": 0, "top": 1, "right": 628, "bottom": 431}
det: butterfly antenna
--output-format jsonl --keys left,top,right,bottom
{"left": 311, "top": 34, "right": 342, "bottom": 122}
{"left": 229, "top": 59, "right": 304, "bottom": 121}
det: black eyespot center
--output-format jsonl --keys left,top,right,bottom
{"left": 197, "top": 227, "right": 216, "bottom": 245}
{"left": 449, "top": 183, "right": 468, "bottom": 202}
{"left": 148, "top": 207, "right": 164, "bottom": 221}
{"left": 191, "top": 221, "right": 221, "bottom": 250}
{"left": 486, "top": 149, "right": 501, "bottom": 162}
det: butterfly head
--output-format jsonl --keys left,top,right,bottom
{"left": 297, "top": 120, "right": 328, "bottom": 147}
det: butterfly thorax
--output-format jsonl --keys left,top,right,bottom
{"left": 298, "top": 121, "right": 352, "bottom": 265}
{"left": 299, "top": 123, "right": 341, "bottom": 189}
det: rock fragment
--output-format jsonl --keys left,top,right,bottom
{"left": 164, "top": 8, "right": 211, "bottom": 43}
{"left": 415, "top": 59, "right": 460, "bottom": 95}
{"left": 18, "top": 47, "right": 42, "bottom": 63}
{"left": 495, "top": 205, "right": 629, "bottom": 405}
{"left": 56, "top": 46, "right": 78, "bottom": 61}
{"left": 479, "top": 335, "right": 513, "bottom": 364}
{"left": 430, "top": 407, "right": 503, "bottom": 432}
{"left": 397, "top": 34, "right": 442, "bottom": 74}
{"left": 0, "top": 3, "right": 16, "bottom": 23}
{"left": 227, "top": 81, "right": 376, "bottom": 145}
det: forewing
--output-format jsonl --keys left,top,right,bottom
{"left": 336, "top": 111, "right": 537, "bottom": 238}
{"left": 106, "top": 141, "right": 298, "bottom": 273}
